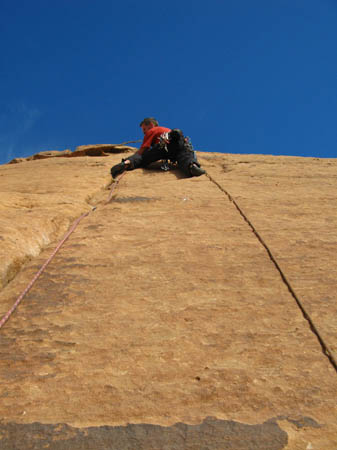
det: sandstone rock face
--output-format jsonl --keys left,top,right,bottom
{"left": 0, "top": 151, "right": 336, "bottom": 449}
{"left": 7, "top": 144, "right": 136, "bottom": 164}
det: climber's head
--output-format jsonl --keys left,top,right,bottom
{"left": 140, "top": 117, "right": 158, "bottom": 134}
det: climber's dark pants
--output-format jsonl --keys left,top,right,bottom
{"left": 124, "top": 138, "right": 199, "bottom": 177}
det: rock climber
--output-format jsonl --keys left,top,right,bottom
{"left": 110, "top": 117, "right": 206, "bottom": 178}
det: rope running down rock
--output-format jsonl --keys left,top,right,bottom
{"left": 0, "top": 173, "right": 125, "bottom": 330}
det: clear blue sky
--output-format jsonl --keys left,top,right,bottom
{"left": 0, "top": 0, "right": 336, "bottom": 165}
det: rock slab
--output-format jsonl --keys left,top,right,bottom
{"left": 0, "top": 151, "right": 336, "bottom": 449}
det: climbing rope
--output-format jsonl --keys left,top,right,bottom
{"left": 0, "top": 173, "right": 125, "bottom": 330}
{"left": 106, "top": 171, "right": 126, "bottom": 203}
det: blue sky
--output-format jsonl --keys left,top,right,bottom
{"left": 0, "top": 0, "right": 336, "bottom": 165}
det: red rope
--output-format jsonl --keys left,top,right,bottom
{"left": 0, "top": 172, "right": 125, "bottom": 330}
{"left": 106, "top": 171, "right": 126, "bottom": 203}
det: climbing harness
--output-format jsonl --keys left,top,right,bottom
{"left": 157, "top": 133, "right": 194, "bottom": 172}
{"left": 160, "top": 160, "right": 171, "bottom": 171}
{"left": 0, "top": 172, "right": 126, "bottom": 330}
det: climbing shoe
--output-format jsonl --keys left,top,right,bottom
{"left": 110, "top": 162, "right": 126, "bottom": 179}
{"left": 189, "top": 163, "right": 206, "bottom": 177}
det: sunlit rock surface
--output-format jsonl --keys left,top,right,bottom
{"left": 0, "top": 150, "right": 336, "bottom": 449}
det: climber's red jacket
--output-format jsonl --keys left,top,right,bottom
{"left": 138, "top": 126, "right": 171, "bottom": 155}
